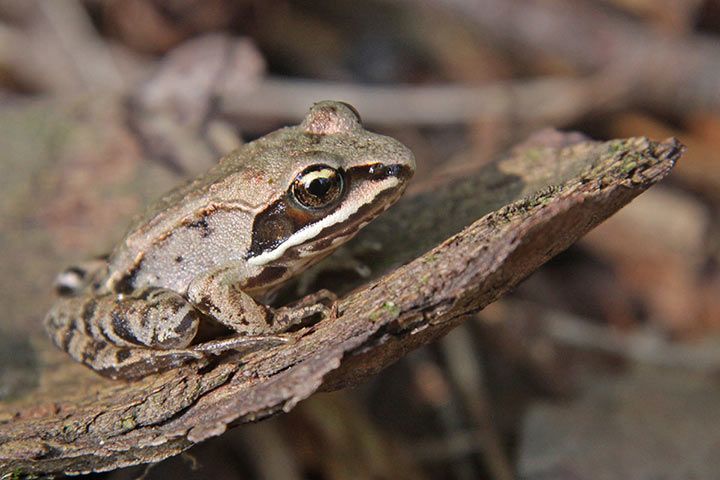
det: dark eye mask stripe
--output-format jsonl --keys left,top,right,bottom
{"left": 246, "top": 163, "right": 410, "bottom": 263}
{"left": 270, "top": 185, "right": 403, "bottom": 262}
{"left": 245, "top": 195, "right": 325, "bottom": 260}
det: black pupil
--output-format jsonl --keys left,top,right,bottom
{"left": 292, "top": 166, "right": 343, "bottom": 209}
{"left": 308, "top": 177, "right": 332, "bottom": 197}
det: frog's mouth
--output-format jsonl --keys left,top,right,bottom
{"left": 246, "top": 163, "right": 412, "bottom": 267}
{"left": 289, "top": 180, "right": 408, "bottom": 260}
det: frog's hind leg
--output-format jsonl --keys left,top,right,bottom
{"left": 45, "top": 288, "right": 204, "bottom": 380}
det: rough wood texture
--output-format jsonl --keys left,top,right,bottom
{"left": 0, "top": 128, "right": 680, "bottom": 475}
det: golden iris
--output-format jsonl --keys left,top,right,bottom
{"left": 291, "top": 165, "right": 344, "bottom": 209}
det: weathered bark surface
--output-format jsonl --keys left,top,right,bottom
{"left": 0, "top": 99, "right": 680, "bottom": 475}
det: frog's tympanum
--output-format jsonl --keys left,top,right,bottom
{"left": 45, "top": 101, "right": 415, "bottom": 379}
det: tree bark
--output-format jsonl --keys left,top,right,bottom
{"left": 0, "top": 127, "right": 681, "bottom": 475}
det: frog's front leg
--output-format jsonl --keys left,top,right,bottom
{"left": 45, "top": 288, "right": 204, "bottom": 379}
{"left": 187, "top": 268, "right": 337, "bottom": 341}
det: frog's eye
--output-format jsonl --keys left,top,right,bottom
{"left": 291, "top": 165, "right": 344, "bottom": 209}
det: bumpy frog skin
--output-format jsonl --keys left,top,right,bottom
{"left": 45, "top": 101, "right": 415, "bottom": 380}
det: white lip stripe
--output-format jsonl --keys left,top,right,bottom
{"left": 247, "top": 177, "right": 400, "bottom": 266}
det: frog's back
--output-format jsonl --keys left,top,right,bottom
{"left": 105, "top": 128, "right": 296, "bottom": 286}
{"left": 131, "top": 132, "right": 288, "bottom": 230}
{"left": 102, "top": 100, "right": 414, "bottom": 292}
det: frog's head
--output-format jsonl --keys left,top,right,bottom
{"left": 246, "top": 100, "right": 415, "bottom": 267}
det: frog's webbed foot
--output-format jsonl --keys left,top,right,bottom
{"left": 271, "top": 289, "right": 338, "bottom": 332}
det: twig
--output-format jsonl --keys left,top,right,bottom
{"left": 219, "top": 74, "right": 624, "bottom": 127}
{"left": 410, "top": 429, "right": 498, "bottom": 462}
{"left": 413, "top": 0, "right": 720, "bottom": 113}
{"left": 35, "top": 0, "right": 125, "bottom": 92}
{"left": 0, "top": 21, "right": 81, "bottom": 93}
{"left": 441, "top": 326, "right": 515, "bottom": 480}
{"left": 408, "top": 348, "right": 481, "bottom": 480}
{"left": 0, "top": 0, "right": 137, "bottom": 93}
{"left": 540, "top": 307, "right": 720, "bottom": 372}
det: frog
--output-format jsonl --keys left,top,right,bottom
{"left": 44, "top": 101, "right": 415, "bottom": 380}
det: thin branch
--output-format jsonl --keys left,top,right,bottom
{"left": 441, "top": 327, "right": 515, "bottom": 480}
{"left": 219, "top": 74, "right": 623, "bottom": 127}
{"left": 541, "top": 307, "right": 720, "bottom": 371}
{"left": 36, "top": 0, "right": 125, "bottom": 92}
{"left": 413, "top": 0, "right": 720, "bottom": 112}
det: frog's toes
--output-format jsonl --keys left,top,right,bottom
{"left": 192, "top": 334, "right": 289, "bottom": 354}
{"left": 54, "top": 258, "right": 108, "bottom": 296}
{"left": 272, "top": 289, "right": 338, "bottom": 332}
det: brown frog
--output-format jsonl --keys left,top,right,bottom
{"left": 45, "top": 101, "right": 415, "bottom": 379}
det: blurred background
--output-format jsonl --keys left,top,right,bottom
{"left": 1, "top": 0, "right": 720, "bottom": 479}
